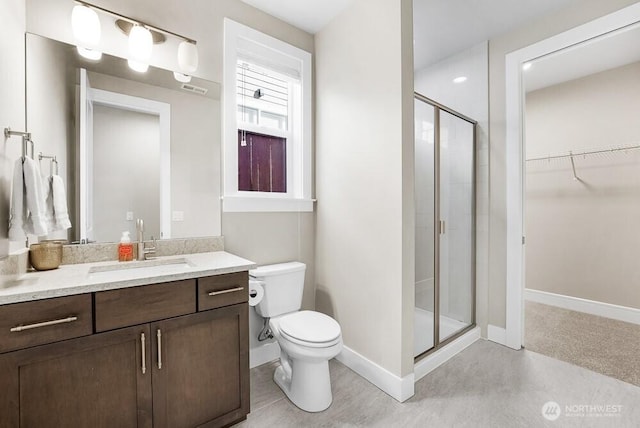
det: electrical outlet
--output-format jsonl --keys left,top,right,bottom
{"left": 172, "top": 211, "right": 184, "bottom": 222}
{"left": 126, "top": 211, "right": 134, "bottom": 221}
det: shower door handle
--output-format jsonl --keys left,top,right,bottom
{"left": 439, "top": 220, "right": 446, "bottom": 235}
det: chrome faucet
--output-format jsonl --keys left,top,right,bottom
{"left": 135, "top": 219, "right": 157, "bottom": 261}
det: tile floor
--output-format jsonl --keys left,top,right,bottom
{"left": 234, "top": 340, "right": 640, "bottom": 427}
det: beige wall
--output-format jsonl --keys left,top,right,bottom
{"left": 487, "top": 0, "right": 639, "bottom": 328}
{"left": 0, "top": 0, "right": 26, "bottom": 260}
{"left": 525, "top": 62, "right": 640, "bottom": 309}
{"left": 315, "top": 0, "right": 414, "bottom": 378}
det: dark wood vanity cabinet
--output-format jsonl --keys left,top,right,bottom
{"left": 0, "top": 271, "right": 249, "bottom": 428}
{"left": 0, "top": 324, "right": 153, "bottom": 428}
{"left": 152, "top": 304, "right": 249, "bottom": 428}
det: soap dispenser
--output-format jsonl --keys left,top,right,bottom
{"left": 118, "top": 231, "right": 134, "bottom": 262}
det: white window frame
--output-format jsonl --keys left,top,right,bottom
{"left": 223, "top": 18, "right": 313, "bottom": 212}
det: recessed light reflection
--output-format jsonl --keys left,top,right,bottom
{"left": 522, "top": 62, "right": 532, "bottom": 71}
{"left": 453, "top": 76, "right": 467, "bottom": 84}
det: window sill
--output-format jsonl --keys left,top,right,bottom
{"left": 222, "top": 195, "right": 315, "bottom": 213}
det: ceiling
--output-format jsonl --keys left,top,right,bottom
{"left": 524, "top": 22, "right": 640, "bottom": 92}
{"left": 240, "top": 0, "right": 352, "bottom": 34}
{"left": 412, "top": 0, "right": 581, "bottom": 70}
{"left": 242, "top": 0, "right": 582, "bottom": 70}
{"left": 241, "top": 0, "right": 639, "bottom": 91}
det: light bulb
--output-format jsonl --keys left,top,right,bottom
{"left": 453, "top": 76, "right": 467, "bottom": 84}
{"left": 128, "top": 59, "right": 149, "bottom": 73}
{"left": 129, "top": 25, "right": 153, "bottom": 61}
{"left": 178, "top": 41, "right": 198, "bottom": 73}
{"left": 173, "top": 71, "right": 191, "bottom": 83}
{"left": 71, "top": 5, "right": 101, "bottom": 46}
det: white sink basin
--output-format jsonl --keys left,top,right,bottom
{"left": 88, "top": 258, "right": 195, "bottom": 280}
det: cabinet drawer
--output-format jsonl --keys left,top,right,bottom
{"left": 0, "top": 294, "right": 92, "bottom": 353}
{"left": 95, "top": 280, "right": 196, "bottom": 332}
{"left": 198, "top": 272, "right": 248, "bottom": 311}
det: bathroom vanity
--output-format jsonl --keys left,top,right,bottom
{"left": 0, "top": 251, "right": 254, "bottom": 428}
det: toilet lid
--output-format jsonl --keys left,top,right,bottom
{"left": 278, "top": 311, "right": 341, "bottom": 344}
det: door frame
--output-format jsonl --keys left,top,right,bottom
{"left": 503, "top": 3, "right": 640, "bottom": 350}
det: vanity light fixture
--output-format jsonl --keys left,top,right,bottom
{"left": 128, "top": 24, "right": 153, "bottom": 72}
{"left": 453, "top": 76, "right": 467, "bottom": 83}
{"left": 71, "top": 1, "right": 199, "bottom": 76}
{"left": 71, "top": 4, "right": 102, "bottom": 60}
{"left": 178, "top": 41, "right": 199, "bottom": 73}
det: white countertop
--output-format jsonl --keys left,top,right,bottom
{"left": 0, "top": 251, "right": 256, "bottom": 305}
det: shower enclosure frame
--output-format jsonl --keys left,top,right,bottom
{"left": 414, "top": 92, "right": 477, "bottom": 361}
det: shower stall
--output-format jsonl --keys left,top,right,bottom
{"left": 414, "top": 93, "right": 476, "bottom": 358}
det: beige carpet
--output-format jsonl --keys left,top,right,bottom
{"left": 525, "top": 300, "right": 640, "bottom": 387}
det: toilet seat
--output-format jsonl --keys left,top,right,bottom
{"left": 277, "top": 311, "right": 341, "bottom": 348}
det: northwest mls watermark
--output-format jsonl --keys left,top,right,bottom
{"left": 542, "top": 401, "right": 623, "bottom": 421}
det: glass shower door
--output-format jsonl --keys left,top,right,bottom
{"left": 414, "top": 99, "right": 436, "bottom": 356}
{"left": 438, "top": 110, "right": 475, "bottom": 341}
{"left": 414, "top": 93, "right": 476, "bottom": 359}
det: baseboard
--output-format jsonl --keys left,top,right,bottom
{"left": 336, "top": 346, "right": 415, "bottom": 402}
{"left": 487, "top": 324, "right": 506, "bottom": 345}
{"left": 525, "top": 289, "right": 640, "bottom": 326}
{"left": 414, "top": 326, "right": 480, "bottom": 382}
{"left": 249, "top": 342, "right": 280, "bottom": 369}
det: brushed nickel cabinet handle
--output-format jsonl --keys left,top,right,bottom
{"left": 157, "top": 329, "right": 162, "bottom": 370}
{"left": 10, "top": 316, "right": 78, "bottom": 332}
{"left": 208, "top": 286, "right": 244, "bottom": 296}
{"left": 141, "top": 333, "right": 147, "bottom": 375}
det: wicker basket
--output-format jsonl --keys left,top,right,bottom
{"left": 29, "top": 241, "right": 64, "bottom": 271}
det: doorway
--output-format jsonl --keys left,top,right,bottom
{"left": 505, "top": 3, "right": 640, "bottom": 386}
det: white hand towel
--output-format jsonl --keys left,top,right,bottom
{"left": 23, "top": 157, "right": 48, "bottom": 236}
{"left": 8, "top": 157, "right": 48, "bottom": 240}
{"left": 48, "top": 175, "right": 72, "bottom": 231}
{"left": 8, "top": 158, "right": 26, "bottom": 241}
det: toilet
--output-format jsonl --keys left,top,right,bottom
{"left": 250, "top": 262, "right": 343, "bottom": 412}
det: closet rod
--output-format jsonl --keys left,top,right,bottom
{"left": 526, "top": 144, "right": 640, "bottom": 162}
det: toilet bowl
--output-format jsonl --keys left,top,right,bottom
{"left": 250, "top": 262, "right": 343, "bottom": 412}
{"left": 269, "top": 311, "right": 343, "bottom": 412}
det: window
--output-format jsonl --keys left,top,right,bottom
{"left": 223, "top": 19, "right": 313, "bottom": 212}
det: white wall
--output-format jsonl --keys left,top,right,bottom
{"left": 315, "top": 0, "right": 415, "bottom": 382}
{"left": 414, "top": 42, "right": 489, "bottom": 335}
{"left": 525, "top": 62, "right": 640, "bottom": 310}
{"left": 0, "top": 0, "right": 26, "bottom": 260}
{"left": 487, "top": 0, "right": 639, "bottom": 329}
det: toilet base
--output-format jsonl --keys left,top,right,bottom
{"left": 273, "top": 357, "right": 333, "bottom": 412}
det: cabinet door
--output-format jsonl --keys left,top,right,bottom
{"left": 0, "top": 325, "right": 152, "bottom": 428}
{"left": 151, "top": 304, "right": 249, "bottom": 428}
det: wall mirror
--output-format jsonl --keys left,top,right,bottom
{"left": 26, "top": 33, "right": 222, "bottom": 243}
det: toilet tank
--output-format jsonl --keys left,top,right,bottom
{"left": 250, "top": 262, "right": 306, "bottom": 318}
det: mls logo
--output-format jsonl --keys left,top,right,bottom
{"left": 542, "top": 401, "right": 561, "bottom": 421}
